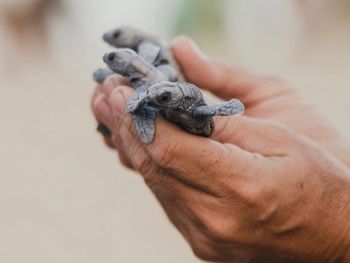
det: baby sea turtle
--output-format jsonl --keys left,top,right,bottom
{"left": 94, "top": 26, "right": 181, "bottom": 84}
{"left": 103, "top": 49, "right": 244, "bottom": 144}
{"left": 127, "top": 81, "right": 244, "bottom": 142}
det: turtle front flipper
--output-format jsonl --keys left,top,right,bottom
{"left": 93, "top": 68, "right": 114, "bottom": 84}
{"left": 193, "top": 99, "right": 245, "bottom": 117}
{"left": 138, "top": 42, "right": 178, "bottom": 82}
{"left": 127, "top": 91, "right": 149, "bottom": 113}
{"left": 156, "top": 64, "right": 179, "bottom": 82}
{"left": 138, "top": 42, "right": 161, "bottom": 65}
{"left": 133, "top": 106, "right": 157, "bottom": 144}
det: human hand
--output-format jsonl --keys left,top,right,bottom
{"left": 90, "top": 37, "right": 350, "bottom": 262}
{"left": 94, "top": 83, "right": 350, "bottom": 262}
{"left": 92, "top": 37, "right": 350, "bottom": 167}
{"left": 169, "top": 37, "right": 350, "bottom": 167}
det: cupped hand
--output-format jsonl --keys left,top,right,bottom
{"left": 92, "top": 37, "right": 350, "bottom": 167}
{"left": 97, "top": 84, "right": 350, "bottom": 262}
{"left": 90, "top": 37, "right": 350, "bottom": 262}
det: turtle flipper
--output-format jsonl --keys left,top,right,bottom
{"left": 137, "top": 42, "right": 178, "bottom": 82}
{"left": 138, "top": 42, "right": 161, "bottom": 65}
{"left": 93, "top": 68, "right": 114, "bottom": 84}
{"left": 193, "top": 99, "right": 245, "bottom": 117}
{"left": 127, "top": 91, "right": 148, "bottom": 113}
{"left": 132, "top": 106, "right": 157, "bottom": 144}
{"left": 156, "top": 64, "right": 178, "bottom": 82}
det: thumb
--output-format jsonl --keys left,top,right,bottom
{"left": 171, "top": 36, "right": 290, "bottom": 106}
{"left": 171, "top": 36, "right": 254, "bottom": 101}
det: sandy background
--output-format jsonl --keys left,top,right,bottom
{"left": 0, "top": 1, "right": 349, "bottom": 262}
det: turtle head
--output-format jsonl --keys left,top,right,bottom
{"left": 145, "top": 81, "right": 186, "bottom": 110}
{"left": 127, "top": 81, "right": 184, "bottom": 113}
{"left": 103, "top": 26, "right": 143, "bottom": 48}
{"left": 103, "top": 49, "right": 137, "bottom": 75}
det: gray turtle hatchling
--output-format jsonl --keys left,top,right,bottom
{"left": 127, "top": 81, "right": 245, "bottom": 142}
{"left": 103, "top": 49, "right": 244, "bottom": 144}
{"left": 94, "top": 26, "right": 181, "bottom": 84}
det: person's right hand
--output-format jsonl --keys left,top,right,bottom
{"left": 90, "top": 38, "right": 350, "bottom": 262}
{"left": 91, "top": 37, "right": 350, "bottom": 168}
{"left": 170, "top": 37, "right": 350, "bottom": 167}
{"left": 94, "top": 79, "right": 350, "bottom": 263}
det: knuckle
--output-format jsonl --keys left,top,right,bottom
{"left": 133, "top": 146, "right": 153, "bottom": 175}
{"left": 92, "top": 94, "right": 104, "bottom": 113}
{"left": 205, "top": 223, "right": 233, "bottom": 243}
{"left": 213, "top": 117, "right": 243, "bottom": 143}
{"left": 143, "top": 172, "right": 160, "bottom": 191}
{"left": 118, "top": 113, "right": 135, "bottom": 135}
{"left": 143, "top": 166, "right": 163, "bottom": 192}
{"left": 123, "top": 114, "right": 135, "bottom": 132}
{"left": 243, "top": 183, "right": 275, "bottom": 209}
{"left": 151, "top": 140, "right": 179, "bottom": 167}
{"left": 213, "top": 117, "right": 231, "bottom": 139}
{"left": 191, "top": 243, "right": 222, "bottom": 262}
{"left": 198, "top": 211, "right": 234, "bottom": 243}
{"left": 118, "top": 153, "right": 134, "bottom": 170}
{"left": 230, "top": 182, "right": 264, "bottom": 208}
{"left": 103, "top": 137, "right": 115, "bottom": 149}
{"left": 230, "top": 181, "right": 277, "bottom": 223}
{"left": 91, "top": 86, "right": 102, "bottom": 109}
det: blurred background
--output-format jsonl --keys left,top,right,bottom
{"left": 1, "top": 0, "right": 350, "bottom": 262}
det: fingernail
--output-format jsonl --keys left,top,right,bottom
{"left": 95, "top": 95, "right": 113, "bottom": 122}
{"left": 110, "top": 90, "right": 125, "bottom": 114}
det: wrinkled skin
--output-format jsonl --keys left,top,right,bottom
{"left": 91, "top": 37, "right": 350, "bottom": 262}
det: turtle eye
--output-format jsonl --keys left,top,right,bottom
{"left": 156, "top": 92, "right": 172, "bottom": 104}
{"left": 112, "top": 31, "right": 121, "bottom": 39}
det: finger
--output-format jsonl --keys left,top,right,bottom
{"left": 100, "top": 84, "right": 136, "bottom": 170}
{"left": 91, "top": 86, "right": 114, "bottom": 148}
{"left": 93, "top": 93, "right": 114, "bottom": 131}
{"left": 106, "top": 87, "right": 233, "bottom": 260}
{"left": 171, "top": 36, "right": 293, "bottom": 106}
{"left": 91, "top": 74, "right": 130, "bottom": 124}
{"left": 101, "top": 74, "right": 130, "bottom": 99}
{"left": 109, "top": 107, "right": 134, "bottom": 170}
{"left": 91, "top": 85, "right": 103, "bottom": 118}
{"left": 109, "top": 87, "right": 256, "bottom": 196}
{"left": 92, "top": 87, "right": 134, "bottom": 169}
{"left": 212, "top": 115, "right": 300, "bottom": 156}
{"left": 92, "top": 74, "right": 130, "bottom": 128}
